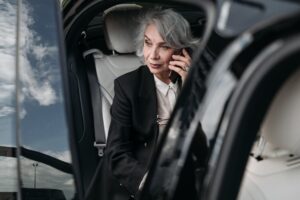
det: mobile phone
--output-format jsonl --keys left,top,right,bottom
{"left": 169, "top": 70, "right": 180, "bottom": 84}
{"left": 169, "top": 49, "right": 182, "bottom": 83}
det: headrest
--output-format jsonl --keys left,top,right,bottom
{"left": 104, "top": 4, "right": 142, "bottom": 53}
{"left": 261, "top": 68, "right": 300, "bottom": 155}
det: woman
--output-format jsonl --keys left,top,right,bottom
{"left": 106, "top": 8, "right": 208, "bottom": 199}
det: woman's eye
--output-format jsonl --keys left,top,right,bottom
{"left": 144, "top": 40, "right": 151, "bottom": 46}
{"left": 161, "top": 46, "right": 170, "bottom": 50}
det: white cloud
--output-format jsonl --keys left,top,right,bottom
{"left": 0, "top": 84, "right": 14, "bottom": 105}
{"left": 0, "top": 53, "right": 15, "bottom": 83}
{"left": 32, "top": 45, "right": 57, "bottom": 62}
{"left": 25, "top": 76, "right": 57, "bottom": 106}
{"left": 42, "top": 150, "right": 72, "bottom": 163}
{"left": 0, "top": 2, "right": 17, "bottom": 114}
{"left": 19, "top": 2, "right": 59, "bottom": 106}
{"left": 0, "top": 106, "right": 15, "bottom": 117}
{"left": 0, "top": 2, "right": 16, "bottom": 48}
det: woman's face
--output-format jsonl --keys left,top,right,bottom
{"left": 143, "top": 23, "right": 176, "bottom": 82}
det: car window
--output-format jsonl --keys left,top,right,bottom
{"left": 0, "top": 0, "right": 18, "bottom": 197}
{"left": 17, "top": 0, "right": 75, "bottom": 199}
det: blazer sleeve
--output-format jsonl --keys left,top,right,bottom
{"left": 106, "top": 78, "right": 145, "bottom": 195}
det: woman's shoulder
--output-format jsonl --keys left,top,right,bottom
{"left": 115, "top": 65, "right": 148, "bottom": 84}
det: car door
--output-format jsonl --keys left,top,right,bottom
{"left": 200, "top": 10, "right": 300, "bottom": 200}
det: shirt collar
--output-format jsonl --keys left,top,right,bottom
{"left": 154, "top": 75, "right": 179, "bottom": 96}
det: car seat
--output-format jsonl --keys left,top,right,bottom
{"left": 88, "top": 4, "right": 143, "bottom": 138}
{"left": 83, "top": 4, "right": 145, "bottom": 200}
{"left": 238, "top": 68, "right": 300, "bottom": 200}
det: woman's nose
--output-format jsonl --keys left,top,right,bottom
{"left": 149, "top": 47, "right": 159, "bottom": 59}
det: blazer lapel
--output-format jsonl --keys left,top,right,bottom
{"left": 136, "top": 66, "right": 158, "bottom": 139}
{"left": 139, "top": 67, "right": 156, "bottom": 99}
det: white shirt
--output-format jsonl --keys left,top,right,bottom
{"left": 139, "top": 76, "right": 180, "bottom": 191}
{"left": 154, "top": 75, "right": 179, "bottom": 134}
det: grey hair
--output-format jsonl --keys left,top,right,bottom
{"left": 135, "top": 8, "right": 200, "bottom": 57}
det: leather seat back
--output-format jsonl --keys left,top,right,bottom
{"left": 94, "top": 4, "right": 143, "bottom": 138}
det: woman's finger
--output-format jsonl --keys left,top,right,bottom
{"left": 182, "top": 48, "right": 191, "bottom": 60}
{"left": 172, "top": 48, "right": 191, "bottom": 61}
{"left": 169, "top": 61, "right": 190, "bottom": 73}
{"left": 169, "top": 64, "right": 187, "bottom": 77}
{"left": 171, "top": 54, "right": 190, "bottom": 63}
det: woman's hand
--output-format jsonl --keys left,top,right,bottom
{"left": 168, "top": 48, "right": 192, "bottom": 82}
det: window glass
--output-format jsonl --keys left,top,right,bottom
{"left": 0, "top": 0, "right": 18, "bottom": 196}
{"left": 18, "top": 0, "right": 75, "bottom": 199}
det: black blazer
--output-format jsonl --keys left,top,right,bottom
{"left": 106, "top": 66, "right": 158, "bottom": 195}
{"left": 106, "top": 66, "right": 208, "bottom": 198}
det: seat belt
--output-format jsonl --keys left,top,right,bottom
{"left": 80, "top": 31, "right": 106, "bottom": 157}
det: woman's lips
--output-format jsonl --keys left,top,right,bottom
{"left": 150, "top": 63, "right": 161, "bottom": 69}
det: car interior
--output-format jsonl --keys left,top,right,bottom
{"left": 64, "top": 1, "right": 208, "bottom": 199}
{"left": 237, "top": 68, "right": 300, "bottom": 200}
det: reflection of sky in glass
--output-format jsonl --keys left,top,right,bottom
{"left": 19, "top": 0, "right": 69, "bottom": 156}
{"left": 0, "top": 157, "right": 17, "bottom": 192}
{"left": 0, "top": 0, "right": 17, "bottom": 147}
{"left": 0, "top": 0, "right": 18, "bottom": 193}
{"left": 21, "top": 157, "right": 74, "bottom": 199}
{"left": 19, "top": 0, "right": 75, "bottom": 198}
